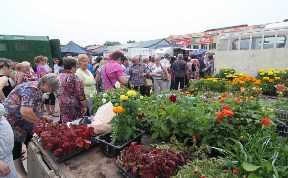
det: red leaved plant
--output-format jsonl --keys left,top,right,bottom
{"left": 34, "top": 120, "right": 96, "bottom": 158}
{"left": 116, "top": 142, "right": 186, "bottom": 178}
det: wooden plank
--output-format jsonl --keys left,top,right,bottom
{"left": 28, "top": 142, "right": 59, "bottom": 178}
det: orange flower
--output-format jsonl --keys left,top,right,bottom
{"left": 233, "top": 97, "right": 238, "bottom": 102}
{"left": 220, "top": 98, "right": 225, "bottom": 104}
{"left": 222, "top": 109, "right": 234, "bottom": 117}
{"left": 113, "top": 106, "right": 124, "bottom": 114}
{"left": 216, "top": 112, "right": 224, "bottom": 122}
{"left": 260, "top": 118, "right": 272, "bottom": 126}
{"left": 224, "top": 105, "right": 230, "bottom": 110}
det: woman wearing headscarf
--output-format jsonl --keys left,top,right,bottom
{"left": 3, "top": 73, "right": 60, "bottom": 178}
{"left": 56, "top": 57, "right": 87, "bottom": 123}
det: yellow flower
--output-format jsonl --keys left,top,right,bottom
{"left": 259, "top": 73, "right": 265, "bottom": 76}
{"left": 213, "top": 80, "right": 217, "bottom": 82}
{"left": 127, "top": 90, "right": 137, "bottom": 97}
{"left": 274, "top": 77, "right": 280, "bottom": 80}
{"left": 113, "top": 106, "right": 124, "bottom": 114}
{"left": 239, "top": 73, "right": 244, "bottom": 76}
{"left": 120, "top": 95, "right": 128, "bottom": 100}
{"left": 268, "top": 72, "right": 273, "bottom": 75}
{"left": 240, "top": 81, "right": 245, "bottom": 84}
{"left": 263, "top": 77, "right": 270, "bottom": 80}
{"left": 140, "top": 96, "right": 144, "bottom": 99}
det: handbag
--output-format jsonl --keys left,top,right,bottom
{"left": 144, "top": 78, "right": 153, "bottom": 86}
{"left": 160, "top": 64, "right": 168, "bottom": 81}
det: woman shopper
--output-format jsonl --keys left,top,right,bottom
{"left": 0, "top": 103, "right": 18, "bottom": 178}
{"left": 3, "top": 73, "right": 59, "bottom": 178}
{"left": 185, "top": 56, "right": 193, "bottom": 87}
{"left": 76, "top": 54, "right": 97, "bottom": 116}
{"left": 151, "top": 56, "right": 169, "bottom": 95}
{"left": 95, "top": 58, "right": 108, "bottom": 93}
{"left": 56, "top": 57, "right": 87, "bottom": 123}
{"left": 35, "top": 56, "right": 58, "bottom": 117}
{"left": 102, "top": 50, "right": 128, "bottom": 90}
{"left": 172, "top": 54, "right": 187, "bottom": 90}
{"left": 129, "top": 55, "right": 151, "bottom": 96}
{"left": 16, "top": 61, "right": 37, "bottom": 85}
{"left": 0, "top": 58, "right": 14, "bottom": 103}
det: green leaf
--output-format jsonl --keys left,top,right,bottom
{"left": 170, "top": 117, "right": 178, "bottom": 124}
{"left": 248, "top": 173, "right": 263, "bottom": 178}
{"left": 260, "top": 161, "right": 272, "bottom": 171}
{"left": 161, "top": 123, "right": 169, "bottom": 134}
{"left": 242, "top": 161, "right": 261, "bottom": 172}
{"left": 151, "top": 132, "right": 159, "bottom": 139}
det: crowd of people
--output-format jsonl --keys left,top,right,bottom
{"left": 0, "top": 50, "right": 213, "bottom": 177}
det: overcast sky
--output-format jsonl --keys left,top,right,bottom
{"left": 0, "top": 0, "right": 287, "bottom": 46}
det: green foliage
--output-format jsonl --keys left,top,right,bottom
{"left": 173, "top": 158, "right": 235, "bottom": 178}
{"left": 215, "top": 130, "right": 288, "bottom": 177}
{"left": 103, "top": 41, "right": 121, "bottom": 46}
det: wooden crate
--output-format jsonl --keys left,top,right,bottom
{"left": 27, "top": 141, "right": 60, "bottom": 178}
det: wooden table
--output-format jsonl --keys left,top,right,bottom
{"left": 27, "top": 134, "right": 159, "bottom": 178}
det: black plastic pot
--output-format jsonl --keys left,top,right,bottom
{"left": 95, "top": 129, "right": 145, "bottom": 158}
{"left": 117, "top": 166, "right": 137, "bottom": 178}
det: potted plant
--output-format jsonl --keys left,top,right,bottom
{"left": 94, "top": 87, "right": 145, "bottom": 157}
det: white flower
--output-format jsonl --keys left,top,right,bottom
{"left": 115, "top": 81, "right": 121, "bottom": 89}
{"left": 102, "top": 98, "right": 107, "bottom": 103}
{"left": 103, "top": 93, "right": 108, "bottom": 97}
{"left": 93, "top": 91, "right": 97, "bottom": 94}
{"left": 90, "top": 94, "right": 94, "bottom": 98}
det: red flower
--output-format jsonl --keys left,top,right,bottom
{"left": 169, "top": 95, "right": 177, "bottom": 103}
{"left": 160, "top": 107, "right": 166, "bottom": 111}
{"left": 274, "top": 84, "right": 285, "bottom": 90}
{"left": 137, "top": 113, "right": 144, "bottom": 119}
{"left": 260, "top": 118, "right": 272, "bottom": 126}
{"left": 232, "top": 169, "right": 238, "bottom": 174}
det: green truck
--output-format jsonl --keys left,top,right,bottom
{"left": 0, "top": 34, "right": 61, "bottom": 65}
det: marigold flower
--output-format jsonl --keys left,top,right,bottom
{"left": 260, "top": 118, "right": 272, "bottom": 126}
{"left": 120, "top": 95, "right": 128, "bottom": 100}
{"left": 113, "top": 106, "right": 124, "bottom": 114}
{"left": 224, "top": 105, "right": 230, "bottom": 110}
{"left": 220, "top": 98, "right": 225, "bottom": 104}
{"left": 127, "top": 90, "right": 137, "bottom": 96}
{"left": 222, "top": 109, "right": 234, "bottom": 117}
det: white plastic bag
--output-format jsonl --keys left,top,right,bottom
{"left": 90, "top": 101, "right": 115, "bottom": 135}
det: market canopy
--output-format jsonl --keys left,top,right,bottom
{"left": 189, "top": 49, "right": 209, "bottom": 56}
{"left": 61, "top": 41, "right": 93, "bottom": 57}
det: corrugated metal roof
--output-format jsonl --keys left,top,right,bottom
{"left": 103, "top": 38, "right": 170, "bottom": 52}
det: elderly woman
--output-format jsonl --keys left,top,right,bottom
{"left": 129, "top": 55, "right": 151, "bottom": 96}
{"left": 56, "top": 57, "right": 87, "bottom": 123}
{"left": 76, "top": 54, "right": 97, "bottom": 116}
{"left": 16, "top": 61, "right": 36, "bottom": 85}
{"left": 0, "top": 58, "right": 14, "bottom": 103}
{"left": 102, "top": 50, "right": 128, "bottom": 90}
{"left": 3, "top": 73, "right": 59, "bottom": 178}
{"left": 0, "top": 104, "right": 18, "bottom": 178}
{"left": 151, "top": 55, "right": 169, "bottom": 95}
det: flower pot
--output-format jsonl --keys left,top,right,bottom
{"left": 275, "top": 110, "right": 288, "bottom": 137}
{"left": 117, "top": 166, "right": 137, "bottom": 178}
{"left": 95, "top": 129, "right": 145, "bottom": 157}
